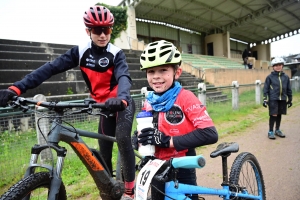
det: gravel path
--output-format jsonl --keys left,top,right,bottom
{"left": 196, "top": 105, "right": 300, "bottom": 200}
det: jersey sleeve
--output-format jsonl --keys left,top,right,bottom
{"left": 181, "top": 90, "right": 215, "bottom": 129}
{"left": 114, "top": 50, "right": 132, "bottom": 103}
{"left": 13, "top": 46, "right": 80, "bottom": 94}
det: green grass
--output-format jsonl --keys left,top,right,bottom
{"left": 0, "top": 91, "right": 299, "bottom": 199}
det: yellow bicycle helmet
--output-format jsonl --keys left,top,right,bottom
{"left": 140, "top": 40, "right": 182, "bottom": 70}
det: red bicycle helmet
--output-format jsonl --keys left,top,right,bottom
{"left": 83, "top": 6, "right": 114, "bottom": 27}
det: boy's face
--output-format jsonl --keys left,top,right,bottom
{"left": 146, "top": 65, "right": 182, "bottom": 93}
{"left": 272, "top": 63, "right": 283, "bottom": 72}
{"left": 86, "top": 27, "right": 112, "bottom": 47}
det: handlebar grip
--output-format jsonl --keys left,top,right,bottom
{"left": 172, "top": 155, "right": 206, "bottom": 169}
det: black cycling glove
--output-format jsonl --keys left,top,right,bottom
{"left": 0, "top": 89, "right": 17, "bottom": 107}
{"left": 263, "top": 100, "right": 268, "bottom": 108}
{"left": 287, "top": 101, "right": 292, "bottom": 108}
{"left": 105, "top": 98, "right": 126, "bottom": 111}
{"left": 138, "top": 127, "right": 171, "bottom": 148}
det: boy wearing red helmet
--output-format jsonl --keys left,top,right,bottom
{"left": 0, "top": 6, "right": 136, "bottom": 199}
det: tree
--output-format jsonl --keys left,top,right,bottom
{"left": 96, "top": 3, "right": 128, "bottom": 44}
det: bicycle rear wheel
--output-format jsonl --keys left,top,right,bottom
{"left": 229, "top": 152, "right": 266, "bottom": 200}
{"left": 0, "top": 172, "right": 67, "bottom": 200}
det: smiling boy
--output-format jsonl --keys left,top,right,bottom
{"left": 137, "top": 40, "right": 218, "bottom": 199}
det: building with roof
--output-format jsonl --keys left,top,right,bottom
{"left": 115, "top": 0, "right": 300, "bottom": 62}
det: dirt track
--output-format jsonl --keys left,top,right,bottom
{"left": 196, "top": 105, "right": 300, "bottom": 200}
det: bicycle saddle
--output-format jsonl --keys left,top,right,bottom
{"left": 210, "top": 142, "right": 239, "bottom": 158}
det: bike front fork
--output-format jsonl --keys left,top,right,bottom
{"left": 23, "top": 143, "right": 67, "bottom": 200}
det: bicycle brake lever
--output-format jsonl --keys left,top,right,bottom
{"left": 10, "top": 98, "right": 30, "bottom": 112}
{"left": 154, "top": 166, "right": 170, "bottom": 182}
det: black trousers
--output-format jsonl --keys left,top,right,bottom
{"left": 98, "top": 97, "right": 136, "bottom": 182}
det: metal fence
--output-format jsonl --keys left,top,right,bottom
{"left": 0, "top": 77, "right": 299, "bottom": 192}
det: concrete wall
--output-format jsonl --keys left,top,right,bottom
{"left": 251, "top": 43, "right": 271, "bottom": 60}
{"left": 204, "top": 68, "right": 291, "bottom": 86}
{"left": 114, "top": 6, "right": 137, "bottom": 50}
{"left": 181, "top": 62, "right": 292, "bottom": 86}
{"left": 205, "top": 33, "right": 229, "bottom": 57}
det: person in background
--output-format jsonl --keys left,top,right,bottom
{"left": 0, "top": 5, "right": 136, "bottom": 199}
{"left": 242, "top": 49, "right": 250, "bottom": 69}
{"left": 263, "top": 57, "right": 292, "bottom": 139}
{"left": 135, "top": 40, "right": 218, "bottom": 199}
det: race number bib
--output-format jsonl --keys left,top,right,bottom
{"left": 135, "top": 159, "right": 166, "bottom": 200}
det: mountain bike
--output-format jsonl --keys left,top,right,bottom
{"left": 0, "top": 96, "right": 141, "bottom": 200}
{"left": 135, "top": 142, "right": 266, "bottom": 200}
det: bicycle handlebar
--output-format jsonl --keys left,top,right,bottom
{"left": 11, "top": 96, "right": 106, "bottom": 110}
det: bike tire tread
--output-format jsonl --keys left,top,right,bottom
{"left": 229, "top": 152, "right": 266, "bottom": 200}
{"left": 0, "top": 172, "right": 67, "bottom": 200}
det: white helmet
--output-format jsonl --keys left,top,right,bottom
{"left": 271, "top": 57, "right": 285, "bottom": 66}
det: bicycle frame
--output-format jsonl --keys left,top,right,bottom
{"left": 136, "top": 142, "right": 264, "bottom": 200}
{"left": 165, "top": 181, "right": 262, "bottom": 200}
{"left": 22, "top": 104, "right": 127, "bottom": 199}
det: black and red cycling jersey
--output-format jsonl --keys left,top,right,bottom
{"left": 12, "top": 41, "right": 132, "bottom": 103}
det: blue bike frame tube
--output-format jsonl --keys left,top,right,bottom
{"left": 165, "top": 182, "right": 262, "bottom": 200}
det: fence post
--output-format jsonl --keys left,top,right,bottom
{"left": 198, "top": 83, "right": 206, "bottom": 105}
{"left": 20, "top": 117, "right": 30, "bottom": 132}
{"left": 232, "top": 81, "right": 239, "bottom": 110}
{"left": 294, "top": 76, "right": 299, "bottom": 92}
{"left": 33, "top": 94, "right": 51, "bottom": 162}
{"left": 255, "top": 80, "right": 261, "bottom": 105}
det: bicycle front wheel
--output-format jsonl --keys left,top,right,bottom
{"left": 229, "top": 152, "right": 266, "bottom": 200}
{"left": 0, "top": 172, "right": 67, "bottom": 200}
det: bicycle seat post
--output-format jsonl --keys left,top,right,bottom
{"left": 221, "top": 153, "right": 231, "bottom": 186}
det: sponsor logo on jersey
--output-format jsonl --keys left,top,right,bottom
{"left": 86, "top": 55, "right": 96, "bottom": 67}
{"left": 98, "top": 57, "right": 109, "bottom": 67}
{"left": 164, "top": 105, "right": 184, "bottom": 125}
{"left": 185, "top": 104, "right": 204, "bottom": 112}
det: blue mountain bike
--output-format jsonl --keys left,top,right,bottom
{"left": 135, "top": 142, "right": 266, "bottom": 200}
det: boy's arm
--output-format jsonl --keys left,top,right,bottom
{"left": 263, "top": 76, "right": 270, "bottom": 100}
{"left": 114, "top": 50, "right": 132, "bottom": 104}
{"left": 287, "top": 76, "right": 293, "bottom": 101}
{"left": 12, "top": 46, "right": 80, "bottom": 94}
{"left": 172, "top": 127, "right": 218, "bottom": 151}
{"left": 171, "top": 90, "right": 218, "bottom": 150}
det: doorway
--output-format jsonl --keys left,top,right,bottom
{"left": 207, "top": 42, "right": 213, "bottom": 56}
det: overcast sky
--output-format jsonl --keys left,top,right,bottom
{"left": 0, "top": 0, "right": 121, "bottom": 45}
{"left": 0, "top": 0, "right": 299, "bottom": 57}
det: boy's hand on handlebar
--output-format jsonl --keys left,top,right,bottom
{"left": 0, "top": 89, "right": 17, "bottom": 107}
{"left": 105, "top": 98, "right": 126, "bottom": 111}
{"left": 138, "top": 128, "right": 171, "bottom": 148}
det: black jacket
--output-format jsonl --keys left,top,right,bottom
{"left": 263, "top": 71, "right": 292, "bottom": 101}
{"left": 12, "top": 41, "right": 132, "bottom": 103}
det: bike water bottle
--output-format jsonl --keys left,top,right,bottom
{"left": 136, "top": 110, "right": 155, "bottom": 157}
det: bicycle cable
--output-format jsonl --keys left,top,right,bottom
{"left": 150, "top": 184, "right": 176, "bottom": 200}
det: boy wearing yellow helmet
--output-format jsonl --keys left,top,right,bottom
{"left": 137, "top": 40, "right": 218, "bottom": 199}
